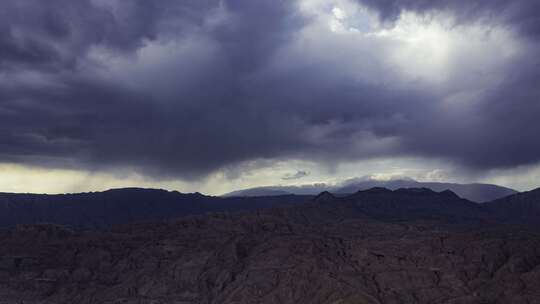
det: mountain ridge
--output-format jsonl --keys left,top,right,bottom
{"left": 0, "top": 188, "right": 311, "bottom": 228}
{"left": 0, "top": 185, "right": 537, "bottom": 228}
{"left": 485, "top": 187, "right": 540, "bottom": 221}
{"left": 223, "top": 178, "right": 517, "bottom": 202}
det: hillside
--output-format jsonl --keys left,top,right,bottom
{"left": 485, "top": 188, "right": 540, "bottom": 222}
{"left": 1, "top": 188, "right": 540, "bottom": 303}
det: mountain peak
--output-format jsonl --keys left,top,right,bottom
{"left": 439, "top": 189, "right": 460, "bottom": 198}
{"left": 314, "top": 191, "right": 336, "bottom": 204}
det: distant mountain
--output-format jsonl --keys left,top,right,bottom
{"left": 0, "top": 188, "right": 311, "bottom": 228}
{"left": 336, "top": 179, "right": 517, "bottom": 203}
{"left": 334, "top": 187, "right": 485, "bottom": 222}
{"left": 224, "top": 178, "right": 517, "bottom": 202}
{"left": 223, "top": 184, "right": 329, "bottom": 197}
{"left": 318, "top": 186, "right": 540, "bottom": 224}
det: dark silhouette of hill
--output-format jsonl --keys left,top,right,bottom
{"left": 335, "top": 187, "right": 485, "bottom": 222}
{"left": 313, "top": 187, "right": 540, "bottom": 225}
{"left": 485, "top": 187, "right": 540, "bottom": 223}
{"left": 0, "top": 188, "right": 311, "bottom": 228}
{"left": 224, "top": 178, "right": 517, "bottom": 202}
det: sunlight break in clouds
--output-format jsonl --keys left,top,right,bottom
{"left": 298, "top": 0, "right": 521, "bottom": 86}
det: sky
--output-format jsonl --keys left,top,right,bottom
{"left": 0, "top": 0, "right": 539, "bottom": 194}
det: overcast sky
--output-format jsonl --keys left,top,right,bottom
{"left": 0, "top": 0, "right": 539, "bottom": 194}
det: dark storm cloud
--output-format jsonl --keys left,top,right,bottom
{"left": 0, "top": 0, "right": 309, "bottom": 179}
{"left": 0, "top": 0, "right": 540, "bottom": 180}
{"left": 0, "top": 0, "right": 156, "bottom": 71}
{"left": 398, "top": 60, "right": 540, "bottom": 170}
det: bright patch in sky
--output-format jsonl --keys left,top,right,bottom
{"left": 332, "top": 7, "right": 346, "bottom": 20}
{"left": 298, "top": 0, "right": 521, "bottom": 86}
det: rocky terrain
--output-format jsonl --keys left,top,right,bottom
{"left": 0, "top": 188, "right": 540, "bottom": 303}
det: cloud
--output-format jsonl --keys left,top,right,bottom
{"left": 0, "top": 0, "right": 539, "bottom": 185}
{"left": 355, "top": 0, "right": 540, "bottom": 37}
{"left": 282, "top": 170, "right": 309, "bottom": 181}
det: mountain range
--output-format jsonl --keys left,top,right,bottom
{"left": 0, "top": 188, "right": 311, "bottom": 228}
{"left": 224, "top": 177, "right": 517, "bottom": 203}
{"left": 0, "top": 183, "right": 536, "bottom": 229}
{"left": 1, "top": 187, "right": 540, "bottom": 303}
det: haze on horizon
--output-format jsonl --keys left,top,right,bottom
{"left": 0, "top": 0, "right": 539, "bottom": 195}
